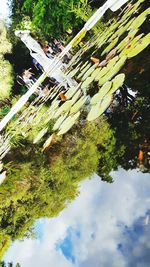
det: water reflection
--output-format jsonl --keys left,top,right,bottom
{"left": 4, "top": 168, "right": 150, "bottom": 267}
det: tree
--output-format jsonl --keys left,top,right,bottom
{"left": 0, "top": 22, "right": 13, "bottom": 100}
{"left": 10, "top": 0, "right": 96, "bottom": 38}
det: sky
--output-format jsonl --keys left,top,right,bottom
{"left": 0, "top": 0, "right": 9, "bottom": 20}
{"left": 4, "top": 168, "right": 150, "bottom": 267}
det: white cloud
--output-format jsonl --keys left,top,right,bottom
{"left": 4, "top": 169, "right": 150, "bottom": 267}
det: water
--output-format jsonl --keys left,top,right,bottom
{"left": 0, "top": 1, "right": 150, "bottom": 266}
{"left": 4, "top": 169, "right": 150, "bottom": 266}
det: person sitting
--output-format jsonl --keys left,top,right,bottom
{"left": 53, "top": 39, "right": 65, "bottom": 51}
{"left": 22, "top": 68, "right": 36, "bottom": 86}
{"left": 32, "top": 58, "right": 44, "bottom": 72}
{"left": 16, "top": 75, "right": 26, "bottom": 86}
{"left": 42, "top": 42, "right": 54, "bottom": 59}
{"left": 48, "top": 38, "right": 62, "bottom": 55}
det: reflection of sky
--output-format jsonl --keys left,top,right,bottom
{"left": 4, "top": 169, "right": 150, "bottom": 267}
{"left": 0, "top": 0, "right": 9, "bottom": 20}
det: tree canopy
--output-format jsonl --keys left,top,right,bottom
{"left": 0, "top": 22, "right": 13, "bottom": 100}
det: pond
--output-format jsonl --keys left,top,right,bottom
{"left": 3, "top": 170, "right": 150, "bottom": 266}
{"left": 0, "top": 0, "right": 150, "bottom": 266}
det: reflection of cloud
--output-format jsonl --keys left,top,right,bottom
{"left": 119, "top": 211, "right": 150, "bottom": 267}
{"left": 0, "top": 0, "right": 9, "bottom": 19}
{"left": 4, "top": 169, "right": 150, "bottom": 267}
{"left": 144, "top": 215, "right": 149, "bottom": 225}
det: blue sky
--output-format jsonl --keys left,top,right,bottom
{"left": 4, "top": 169, "right": 150, "bottom": 267}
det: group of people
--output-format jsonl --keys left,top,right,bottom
{"left": 16, "top": 36, "right": 68, "bottom": 94}
{"left": 33, "top": 38, "right": 67, "bottom": 71}
{"left": 15, "top": 30, "right": 75, "bottom": 92}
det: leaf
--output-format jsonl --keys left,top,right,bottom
{"left": 57, "top": 111, "right": 80, "bottom": 135}
{"left": 65, "top": 86, "right": 79, "bottom": 99}
{"left": 98, "top": 56, "right": 127, "bottom": 86}
{"left": 53, "top": 112, "right": 68, "bottom": 131}
{"left": 72, "top": 29, "right": 87, "bottom": 47}
{"left": 90, "top": 81, "right": 112, "bottom": 105}
{"left": 127, "top": 33, "right": 150, "bottom": 58}
{"left": 95, "top": 56, "right": 119, "bottom": 82}
{"left": 106, "top": 73, "right": 125, "bottom": 96}
{"left": 87, "top": 95, "right": 112, "bottom": 121}
{"left": 80, "top": 61, "right": 89, "bottom": 71}
{"left": 90, "top": 67, "right": 102, "bottom": 80}
{"left": 111, "top": 18, "right": 134, "bottom": 40}
{"left": 53, "top": 100, "right": 73, "bottom": 119}
{"left": 106, "top": 56, "right": 119, "bottom": 69}
{"left": 95, "top": 67, "right": 109, "bottom": 81}
{"left": 33, "top": 127, "right": 48, "bottom": 144}
{"left": 81, "top": 77, "right": 94, "bottom": 90}
{"left": 101, "top": 37, "right": 119, "bottom": 56}
{"left": 77, "top": 63, "right": 92, "bottom": 79}
{"left": 70, "top": 96, "right": 87, "bottom": 115}
{"left": 68, "top": 67, "right": 80, "bottom": 78}
{"left": 42, "top": 133, "right": 55, "bottom": 151}
{"left": 119, "top": 34, "right": 144, "bottom": 57}
{"left": 81, "top": 65, "right": 96, "bottom": 81}
{"left": 71, "top": 89, "right": 82, "bottom": 103}
{"left": 117, "top": 29, "right": 139, "bottom": 51}
{"left": 129, "top": 10, "right": 148, "bottom": 31}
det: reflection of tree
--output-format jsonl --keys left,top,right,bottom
{"left": 108, "top": 94, "right": 150, "bottom": 172}
{"left": 0, "top": 118, "right": 118, "bottom": 259}
{"left": 116, "top": 84, "right": 135, "bottom": 107}
{"left": 1, "top": 95, "right": 149, "bottom": 258}
{"left": 0, "top": 262, "right": 21, "bottom": 267}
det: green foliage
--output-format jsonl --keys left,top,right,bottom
{"left": 0, "top": 22, "right": 13, "bottom": 100}
{"left": 0, "top": 22, "right": 12, "bottom": 54}
{"left": 11, "top": 0, "right": 94, "bottom": 38}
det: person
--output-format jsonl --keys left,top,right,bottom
{"left": 42, "top": 43, "right": 54, "bottom": 59}
{"left": 49, "top": 38, "right": 62, "bottom": 55}
{"left": 22, "top": 68, "right": 36, "bottom": 86}
{"left": 32, "top": 58, "right": 44, "bottom": 72}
